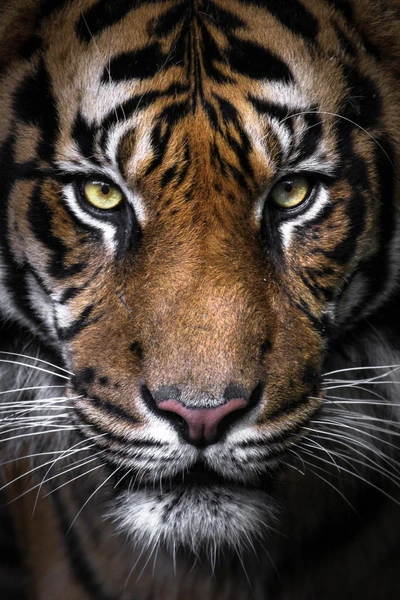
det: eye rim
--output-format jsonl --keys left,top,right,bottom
{"left": 268, "top": 173, "right": 316, "bottom": 214}
{"left": 79, "top": 177, "right": 126, "bottom": 213}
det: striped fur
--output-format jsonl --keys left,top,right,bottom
{"left": 1, "top": 0, "right": 400, "bottom": 598}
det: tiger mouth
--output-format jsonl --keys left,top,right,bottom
{"left": 112, "top": 459, "right": 275, "bottom": 495}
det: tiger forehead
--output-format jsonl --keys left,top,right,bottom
{"left": 48, "top": 0, "right": 345, "bottom": 164}
{"left": 116, "top": 107, "right": 275, "bottom": 209}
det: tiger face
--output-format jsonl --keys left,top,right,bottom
{"left": 1, "top": 0, "right": 399, "bottom": 556}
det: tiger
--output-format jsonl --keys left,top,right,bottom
{"left": 0, "top": 0, "right": 400, "bottom": 598}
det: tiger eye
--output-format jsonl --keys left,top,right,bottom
{"left": 270, "top": 175, "right": 311, "bottom": 209}
{"left": 83, "top": 180, "right": 124, "bottom": 210}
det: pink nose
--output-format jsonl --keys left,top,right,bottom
{"left": 158, "top": 398, "right": 248, "bottom": 444}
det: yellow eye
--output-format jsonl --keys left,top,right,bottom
{"left": 270, "top": 175, "right": 311, "bottom": 209}
{"left": 83, "top": 180, "right": 124, "bottom": 210}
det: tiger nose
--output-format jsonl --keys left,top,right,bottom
{"left": 157, "top": 397, "right": 248, "bottom": 446}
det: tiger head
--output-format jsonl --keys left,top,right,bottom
{"left": 1, "top": 0, "right": 399, "bottom": 555}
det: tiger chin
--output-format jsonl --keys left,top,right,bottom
{"left": 115, "top": 484, "right": 278, "bottom": 558}
{"left": 1, "top": 0, "right": 400, "bottom": 599}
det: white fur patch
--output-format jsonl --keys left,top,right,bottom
{"left": 114, "top": 484, "right": 278, "bottom": 558}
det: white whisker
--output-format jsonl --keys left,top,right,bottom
{"left": 0, "top": 351, "right": 74, "bottom": 376}
{"left": 67, "top": 466, "right": 119, "bottom": 533}
{"left": 0, "top": 385, "right": 66, "bottom": 396}
{"left": 323, "top": 365, "right": 400, "bottom": 377}
{"left": 0, "top": 359, "right": 70, "bottom": 380}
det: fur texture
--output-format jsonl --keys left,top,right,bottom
{"left": 1, "top": 1, "right": 400, "bottom": 598}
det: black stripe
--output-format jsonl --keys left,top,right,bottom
{"left": 304, "top": 267, "right": 337, "bottom": 301}
{"left": 144, "top": 101, "right": 190, "bottom": 176}
{"left": 282, "top": 285, "right": 330, "bottom": 336}
{"left": 0, "top": 489, "right": 27, "bottom": 599}
{"left": 266, "top": 393, "right": 311, "bottom": 421}
{"left": 198, "top": 19, "right": 233, "bottom": 84}
{"left": 317, "top": 202, "right": 365, "bottom": 265}
{"left": 248, "top": 96, "right": 296, "bottom": 123}
{"left": 350, "top": 135, "right": 396, "bottom": 307}
{"left": 12, "top": 59, "right": 59, "bottom": 164}
{"left": 239, "top": 0, "right": 319, "bottom": 44}
{"left": 323, "top": 0, "right": 355, "bottom": 23}
{"left": 248, "top": 96, "right": 296, "bottom": 142}
{"left": 227, "top": 34, "right": 293, "bottom": 82}
{"left": 101, "top": 85, "right": 188, "bottom": 131}
{"left": 28, "top": 184, "right": 86, "bottom": 279}
{"left": 76, "top": 0, "right": 169, "bottom": 43}
{"left": 71, "top": 112, "right": 100, "bottom": 164}
{"left": 318, "top": 165, "right": 367, "bottom": 266}
{"left": 293, "top": 110, "right": 324, "bottom": 164}
{"left": 298, "top": 270, "right": 336, "bottom": 303}
{"left": 51, "top": 490, "right": 116, "bottom": 600}
{"left": 173, "top": 142, "right": 191, "bottom": 188}
{"left": 331, "top": 20, "right": 358, "bottom": 57}
{"left": 58, "top": 304, "right": 102, "bottom": 341}
{"left": 200, "top": 0, "right": 245, "bottom": 34}
{"left": 74, "top": 399, "right": 140, "bottom": 432}
{"left": 74, "top": 406, "right": 166, "bottom": 452}
{"left": 40, "top": 0, "right": 72, "bottom": 20}
{"left": 18, "top": 35, "right": 42, "bottom": 60}
{"left": 323, "top": 0, "right": 382, "bottom": 59}
{"left": 0, "top": 137, "right": 52, "bottom": 333}
{"left": 213, "top": 95, "right": 254, "bottom": 179}
{"left": 103, "top": 43, "right": 168, "bottom": 82}
{"left": 342, "top": 64, "right": 382, "bottom": 130}
{"left": 58, "top": 267, "right": 103, "bottom": 304}
{"left": 148, "top": 1, "right": 188, "bottom": 37}
{"left": 161, "top": 165, "right": 178, "bottom": 188}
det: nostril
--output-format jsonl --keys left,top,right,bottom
{"left": 158, "top": 398, "right": 248, "bottom": 445}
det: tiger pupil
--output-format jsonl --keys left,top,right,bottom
{"left": 101, "top": 184, "right": 110, "bottom": 196}
{"left": 284, "top": 182, "right": 293, "bottom": 193}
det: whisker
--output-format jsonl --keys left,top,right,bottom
{"left": 0, "top": 385, "right": 66, "bottom": 396}
{"left": 0, "top": 447, "right": 97, "bottom": 493}
{"left": 0, "top": 395, "right": 79, "bottom": 406}
{"left": 0, "top": 427, "right": 77, "bottom": 444}
{"left": 283, "top": 459, "right": 305, "bottom": 476}
{"left": 67, "top": 466, "right": 119, "bottom": 533}
{"left": 325, "top": 408, "right": 400, "bottom": 428}
{"left": 0, "top": 447, "right": 97, "bottom": 469}
{"left": 324, "top": 411, "right": 400, "bottom": 432}
{"left": 0, "top": 407, "right": 74, "bottom": 418}
{"left": 300, "top": 435, "right": 340, "bottom": 471}
{"left": 325, "top": 380, "right": 400, "bottom": 387}
{"left": 317, "top": 446, "right": 400, "bottom": 487}
{"left": 297, "top": 455, "right": 358, "bottom": 513}
{"left": 135, "top": 540, "right": 159, "bottom": 585}
{"left": 0, "top": 351, "right": 74, "bottom": 376}
{"left": 302, "top": 434, "right": 400, "bottom": 482}
{"left": 305, "top": 426, "right": 392, "bottom": 461}
{"left": 323, "top": 397, "right": 400, "bottom": 406}
{"left": 33, "top": 434, "right": 107, "bottom": 506}
{"left": 10, "top": 462, "right": 105, "bottom": 504}
{"left": 305, "top": 427, "right": 400, "bottom": 472}
{"left": 322, "top": 385, "right": 388, "bottom": 401}
{"left": 323, "top": 365, "right": 400, "bottom": 377}
{"left": 300, "top": 449, "right": 400, "bottom": 507}
{"left": 44, "top": 463, "right": 105, "bottom": 497}
{"left": 279, "top": 109, "right": 394, "bottom": 167}
{"left": 316, "top": 419, "right": 400, "bottom": 451}
{"left": 0, "top": 359, "right": 70, "bottom": 380}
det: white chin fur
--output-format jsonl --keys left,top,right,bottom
{"left": 113, "top": 485, "right": 278, "bottom": 558}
